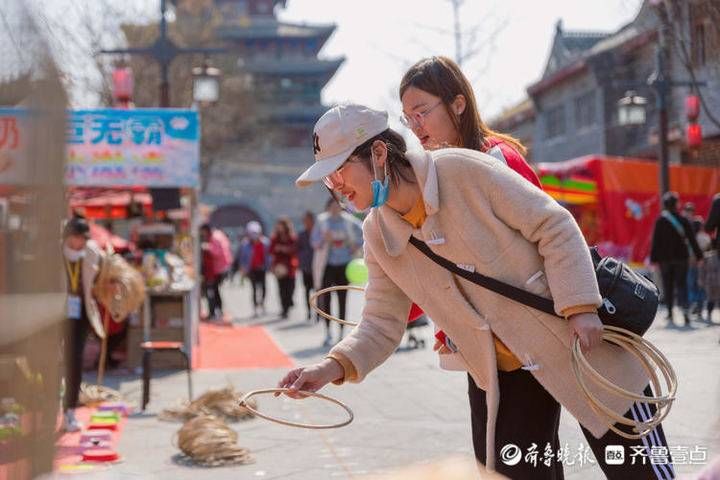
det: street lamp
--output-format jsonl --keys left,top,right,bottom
{"left": 192, "top": 61, "right": 221, "bottom": 104}
{"left": 617, "top": 90, "right": 647, "bottom": 126}
{"left": 99, "top": 0, "right": 226, "bottom": 108}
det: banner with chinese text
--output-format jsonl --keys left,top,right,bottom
{"left": 65, "top": 109, "right": 199, "bottom": 187}
{"left": 0, "top": 108, "right": 26, "bottom": 185}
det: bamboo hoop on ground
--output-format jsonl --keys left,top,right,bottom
{"left": 239, "top": 388, "right": 354, "bottom": 429}
{"left": 309, "top": 285, "right": 365, "bottom": 327}
{"left": 571, "top": 326, "right": 677, "bottom": 440}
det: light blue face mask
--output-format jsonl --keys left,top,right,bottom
{"left": 369, "top": 151, "right": 389, "bottom": 208}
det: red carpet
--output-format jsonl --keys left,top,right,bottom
{"left": 193, "top": 322, "right": 294, "bottom": 370}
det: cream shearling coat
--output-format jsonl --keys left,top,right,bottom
{"left": 329, "top": 147, "right": 650, "bottom": 471}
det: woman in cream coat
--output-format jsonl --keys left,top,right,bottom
{"left": 280, "top": 104, "right": 674, "bottom": 479}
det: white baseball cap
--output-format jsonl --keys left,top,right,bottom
{"left": 246, "top": 220, "right": 262, "bottom": 235}
{"left": 296, "top": 103, "right": 388, "bottom": 188}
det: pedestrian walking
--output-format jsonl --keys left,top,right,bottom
{"left": 311, "top": 198, "right": 363, "bottom": 346}
{"left": 297, "top": 211, "right": 317, "bottom": 321}
{"left": 650, "top": 192, "right": 704, "bottom": 325}
{"left": 200, "top": 223, "right": 232, "bottom": 320}
{"left": 705, "top": 193, "right": 720, "bottom": 250}
{"left": 269, "top": 217, "right": 298, "bottom": 319}
{"left": 234, "top": 221, "right": 270, "bottom": 317}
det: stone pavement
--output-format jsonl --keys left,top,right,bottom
{"left": 92, "top": 277, "right": 719, "bottom": 479}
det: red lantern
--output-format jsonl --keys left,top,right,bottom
{"left": 686, "top": 94, "right": 700, "bottom": 122}
{"left": 687, "top": 123, "right": 702, "bottom": 149}
{"left": 112, "top": 67, "right": 133, "bottom": 105}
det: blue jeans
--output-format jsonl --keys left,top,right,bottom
{"left": 687, "top": 265, "right": 705, "bottom": 307}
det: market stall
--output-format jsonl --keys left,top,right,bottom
{"left": 64, "top": 108, "right": 201, "bottom": 369}
{"left": 538, "top": 155, "right": 720, "bottom": 265}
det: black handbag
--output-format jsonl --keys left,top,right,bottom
{"left": 408, "top": 237, "right": 659, "bottom": 336}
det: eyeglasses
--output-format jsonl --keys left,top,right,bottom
{"left": 399, "top": 101, "right": 443, "bottom": 129}
{"left": 322, "top": 158, "right": 356, "bottom": 190}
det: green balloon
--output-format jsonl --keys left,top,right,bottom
{"left": 345, "top": 258, "right": 369, "bottom": 285}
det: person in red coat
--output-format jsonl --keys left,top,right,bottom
{"left": 270, "top": 217, "right": 299, "bottom": 319}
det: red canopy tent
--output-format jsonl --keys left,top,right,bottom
{"left": 89, "top": 222, "right": 130, "bottom": 253}
{"left": 68, "top": 187, "right": 152, "bottom": 220}
{"left": 538, "top": 155, "right": 720, "bottom": 264}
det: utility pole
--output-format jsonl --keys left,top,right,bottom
{"left": 650, "top": 1, "right": 705, "bottom": 196}
{"left": 99, "top": 0, "right": 225, "bottom": 108}
{"left": 619, "top": 1, "right": 706, "bottom": 197}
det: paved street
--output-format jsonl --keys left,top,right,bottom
{"left": 96, "top": 276, "right": 720, "bottom": 479}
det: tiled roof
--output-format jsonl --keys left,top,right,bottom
{"left": 216, "top": 20, "right": 336, "bottom": 40}
{"left": 561, "top": 31, "right": 611, "bottom": 56}
{"left": 242, "top": 57, "right": 344, "bottom": 76}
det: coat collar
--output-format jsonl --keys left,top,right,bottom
{"left": 373, "top": 149, "right": 445, "bottom": 257}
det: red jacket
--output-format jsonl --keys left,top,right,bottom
{"left": 483, "top": 137, "right": 541, "bottom": 189}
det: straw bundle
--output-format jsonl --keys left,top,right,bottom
{"left": 176, "top": 416, "right": 253, "bottom": 467}
{"left": 93, "top": 254, "right": 145, "bottom": 323}
{"left": 79, "top": 382, "right": 122, "bottom": 406}
{"left": 160, "top": 386, "right": 257, "bottom": 423}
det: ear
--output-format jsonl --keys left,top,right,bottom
{"left": 452, "top": 94, "right": 467, "bottom": 115}
{"left": 371, "top": 140, "right": 388, "bottom": 168}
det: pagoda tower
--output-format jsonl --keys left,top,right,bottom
{"left": 215, "top": 0, "right": 344, "bottom": 146}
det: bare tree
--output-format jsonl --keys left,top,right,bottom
{"left": 29, "top": 0, "right": 149, "bottom": 106}
{"left": 661, "top": 0, "right": 720, "bottom": 130}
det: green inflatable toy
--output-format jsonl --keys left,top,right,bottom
{"left": 345, "top": 258, "right": 369, "bottom": 285}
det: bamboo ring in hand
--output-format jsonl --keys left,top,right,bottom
{"left": 238, "top": 388, "right": 354, "bottom": 429}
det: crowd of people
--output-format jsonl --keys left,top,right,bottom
{"left": 200, "top": 199, "right": 363, "bottom": 346}
{"left": 196, "top": 55, "right": 720, "bottom": 478}
{"left": 650, "top": 192, "right": 720, "bottom": 326}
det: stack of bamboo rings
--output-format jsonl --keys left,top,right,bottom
{"left": 572, "top": 326, "right": 677, "bottom": 439}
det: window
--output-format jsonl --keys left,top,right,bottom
{"left": 575, "top": 92, "right": 596, "bottom": 129}
{"left": 545, "top": 105, "right": 566, "bottom": 139}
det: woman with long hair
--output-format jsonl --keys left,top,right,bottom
{"left": 399, "top": 56, "right": 539, "bottom": 187}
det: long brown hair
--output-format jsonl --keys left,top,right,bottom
{"left": 399, "top": 56, "right": 527, "bottom": 155}
{"left": 273, "top": 216, "right": 295, "bottom": 240}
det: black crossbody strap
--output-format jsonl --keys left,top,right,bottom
{"left": 408, "top": 236, "right": 561, "bottom": 318}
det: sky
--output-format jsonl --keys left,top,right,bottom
{"left": 277, "top": 0, "right": 644, "bottom": 125}
{"left": 9, "top": 0, "right": 643, "bottom": 127}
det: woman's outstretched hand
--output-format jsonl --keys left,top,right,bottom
{"left": 276, "top": 358, "right": 344, "bottom": 399}
{"left": 568, "top": 312, "right": 604, "bottom": 354}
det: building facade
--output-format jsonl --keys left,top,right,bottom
{"left": 496, "top": 0, "right": 720, "bottom": 168}
{"left": 202, "top": 0, "right": 344, "bottom": 233}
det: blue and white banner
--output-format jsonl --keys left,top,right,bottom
{"left": 64, "top": 109, "right": 200, "bottom": 187}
